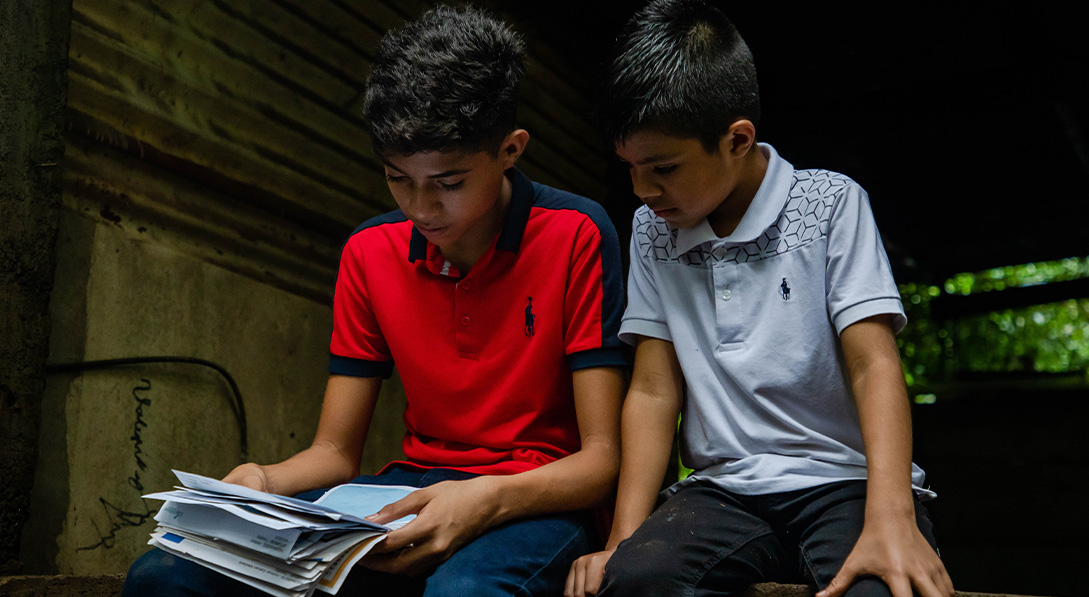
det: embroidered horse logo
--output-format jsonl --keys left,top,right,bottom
{"left": 780, "top": 278, "right": 791, "bottom": 301}
{"left": 524, "top": 297, "right": 535, "bottom": 337}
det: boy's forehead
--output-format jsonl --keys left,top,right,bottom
{"left": 383, "top": 149, "right": 495, "bottom": 174}
{"left": 615, "top": 130, "right": 706, "bottom": 163}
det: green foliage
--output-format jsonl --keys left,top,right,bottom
{"left": 944, "top": 257, "right": 1089, "bottom": 295}
{"left": 897, "top": 282, "right": 947, "bottom": 386}
{"left": 950, "top": 299, "right": 1089, "bottom": 373}
{"left": 899, "top": 256, "right": 1089, "bottom": 387}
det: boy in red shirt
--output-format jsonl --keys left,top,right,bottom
{"left": 123, "top": 6, "right": 627, "bottom": 596}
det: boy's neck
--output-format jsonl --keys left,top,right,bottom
{"left": 707, "top": 145, "right": 769, "bottom": 238}
{"left": 440, "top": 174, "right": 513, "bottom": 273}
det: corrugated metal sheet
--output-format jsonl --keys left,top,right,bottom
{"left": 65, "top": 0, "right": 612, "bottom": 285}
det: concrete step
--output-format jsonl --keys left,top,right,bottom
{"left": 0, "top": 575, "right": 1045, "bottom": 596}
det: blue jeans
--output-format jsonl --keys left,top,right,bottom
{"left": 123, "top": 466, "right": 592, "bottom": 596}
{"left": 599, "top": 480, "right": 939, "bottom": 597}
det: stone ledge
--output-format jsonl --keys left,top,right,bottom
{"left": 742, "top": 584, "right": 1041, "bottom": 597}
{"left": 0, "top": 575, "right": 1044, "bottom": 597}
{"left": 0, "top": 575, "right": 125, "bottom": 596}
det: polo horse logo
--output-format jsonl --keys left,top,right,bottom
{"left": 524, "top": 297, "right": 535, "bottom": 337}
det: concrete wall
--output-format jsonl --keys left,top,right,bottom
{"left": 0, "top": 0, "right": 72, "bottom": 574}
{"left": 20, "top": 209, "right": 407, "bottom": 574}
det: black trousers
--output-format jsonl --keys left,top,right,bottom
{"left": 599, "top": 479, "right": 939, "bottom": 597}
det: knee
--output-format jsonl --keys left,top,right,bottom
{"left": 123, "top": 547, "right": 242, "bottom": 597}
{"left": 122, "top": 549, "right": 181, "bottom": 596}
{"left": 841, "top": 577, "right": 893, "bottom": 597}
{"left": 424, "top": 572, "right": 511, "bottom": 597}
{"left": 598, "top": 537, "right": 681, "bottom": 595}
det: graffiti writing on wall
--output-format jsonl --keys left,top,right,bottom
{"left": 78, "top": 379, "right": 156, "bottom": 551}
{"left": 127, "top": 378, "right": 152, "bottom": 491}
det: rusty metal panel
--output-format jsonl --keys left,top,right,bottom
{"left": 69, "top": 2, "right": 389, "bottom": 227}
{"left": 67, "top": 0, "right": 611, "bottom": 220}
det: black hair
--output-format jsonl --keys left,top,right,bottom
{"left": 600, "top": 0, "right": 760, "bottom": 152}
{"left": 362, "top": 5, "right": 526, "bottom": 157}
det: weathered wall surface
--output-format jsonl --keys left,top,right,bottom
{"left": 0, "top": 0, "right": 73, "bottom": 574}
{"left": 18, "top": 0, "right": 610, "bottom": 575}
{"left": 21, "top": 207, "right": 409, "bottom": 573}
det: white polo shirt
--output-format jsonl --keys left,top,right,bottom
{"left": 621, "top": 143, "right": 933, "bottom": 498}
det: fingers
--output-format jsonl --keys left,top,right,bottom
{"left": 816, "top": 565, "right": 857, "bottom": 597}
{"left": 935, "top": 562, "right": 956, "bottom": 596}
{"left": 565, "top": 557, "right": 586, "bottom": 597}
{"left": 364, "top": 534, "right": 449, "bottom": 577}
{"left": 366, "top": 490, "right": 428, "bottom": 525}
{"left": 567, "top": 557, "right": 585, "bottom": 597}
{"left": 917, "top": 557, "right": 955, "bottom": 597}
{"left": 222, "top": 463, "right": 266, "bottom": 491}
{"left": 910, "top": 571, "right": 945, "bottom": 597}
{"left": 363, "top": 548, "right": 426, "bottom": 576}
{"left": 374, "top": 522, "right": 428, "bottom": 552}
{"left": 817, "top": 550, "right": 954, "bottom": 597}
{"left": 887, "top": 574, "right": 914, "bottom": 597}
{"left": 565, "top": 551, "right": 609, "bottom": 597}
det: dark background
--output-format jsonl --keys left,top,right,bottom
{"left": 507, "top": 2, "right": 1089, "bottom": 284}
{"left": 504, "top": 3, "right": 1089, "bottom": 595}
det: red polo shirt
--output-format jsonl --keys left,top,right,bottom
{"left": 329, "top": 168, "right": 627, "bottom": 475}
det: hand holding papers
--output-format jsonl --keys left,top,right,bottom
{"left": 143, "top": 470, "right": 417, "bottom": 596}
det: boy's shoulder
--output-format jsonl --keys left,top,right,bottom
{"left": 791, "top": 167, "right": 863, "bottom": 200}
{"left": 350, "top": 209, "right": 411, "bottom": 236}
{"left": 528, "top": 179, "right": 615, "bottom": 233}
{"left": 507, "top": 176, "right": 621, "bottom": 270}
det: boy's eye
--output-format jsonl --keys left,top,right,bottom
{"left": 385, "top": 173, "right": 407, "bottom": 184}
{"left": 653, "top": 165, "right": 678, "bottom": 175}
{"left": 438, "top": 180, "right": 465, "bottom": 191}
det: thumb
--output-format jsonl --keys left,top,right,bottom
{"left": 366, "top": 492, "right": 425, "bottom": 525}
{"left": 817, "top": 566, "right": 857, "bottom": 597}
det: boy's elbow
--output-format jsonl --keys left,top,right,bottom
{"left": 333, "top": 460, "right": 361, "bottom": 484}
{"left": 585, "top": 436, "right": 622, "bottom": 487}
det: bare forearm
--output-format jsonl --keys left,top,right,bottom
{"left": 225, "top": 375, "right": 378, "bottom": 497}
{"left": 485, "top": 438, "right": 620, "bottom": 526}
{"left": 256, "top": 440, "right": 362, "bottom": 496}
{"left": 827, "top": 319, "right": 955, "bottom": 597}
{"left": 485, "top": 366, "right": 626, "bottom": 525}
{"left": 606, "top": 387, "right": 682, "bottom": 547}
{"left": 842, "top": 318, "right": 915, "bottom": 516}
{"left": 856, "top": 371, "right": 914, "bottom": 516}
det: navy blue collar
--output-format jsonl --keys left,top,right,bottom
{"left": 408, "top": 167, "right": 534, "bottom": 262}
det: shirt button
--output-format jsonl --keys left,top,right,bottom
{"left": 460, "top": 316, "right": 471, "bottom": 326}
{"left": 460, "top": 281, "right": 471, "bottom": 291}
{"left": 721, "top": 288, "right": 732, "bottom": 301}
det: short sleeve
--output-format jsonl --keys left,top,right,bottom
{"left": 328, "top": 234, "right": 395, "bottom": 377}
{"left": 619, "top": 212, "right": 673, "bottom": 346}
{"left": 563, "top": 207, "right": 630, "bottom": 371}
{"left": 825, "top": 183, "right": 907, "bottom": 335}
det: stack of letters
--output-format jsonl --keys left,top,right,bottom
{"left": 144, "top": 470, "right": 416, "bottom": 597}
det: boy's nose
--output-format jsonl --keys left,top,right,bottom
{"left": 630, "top": 170, "right": 662, "bottom": 201}
{"left": 402, "top": 189, "right": 441, "bottom": 221}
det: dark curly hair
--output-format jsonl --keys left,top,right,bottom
{"left": 600, "top": 0, "right": 760, "bottom": 152}
{"left": 362, "top": 5, "right": 526, "bottom": 157}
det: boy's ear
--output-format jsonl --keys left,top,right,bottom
{"left": 719, "top": 119, "right": 757, "bottom": 157}
{"left": 497, "top": 129, "right": 530, "bottom": 169}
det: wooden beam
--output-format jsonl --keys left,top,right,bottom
{"left": 930, "top": 278, "right": 1089, "bottom": 320}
